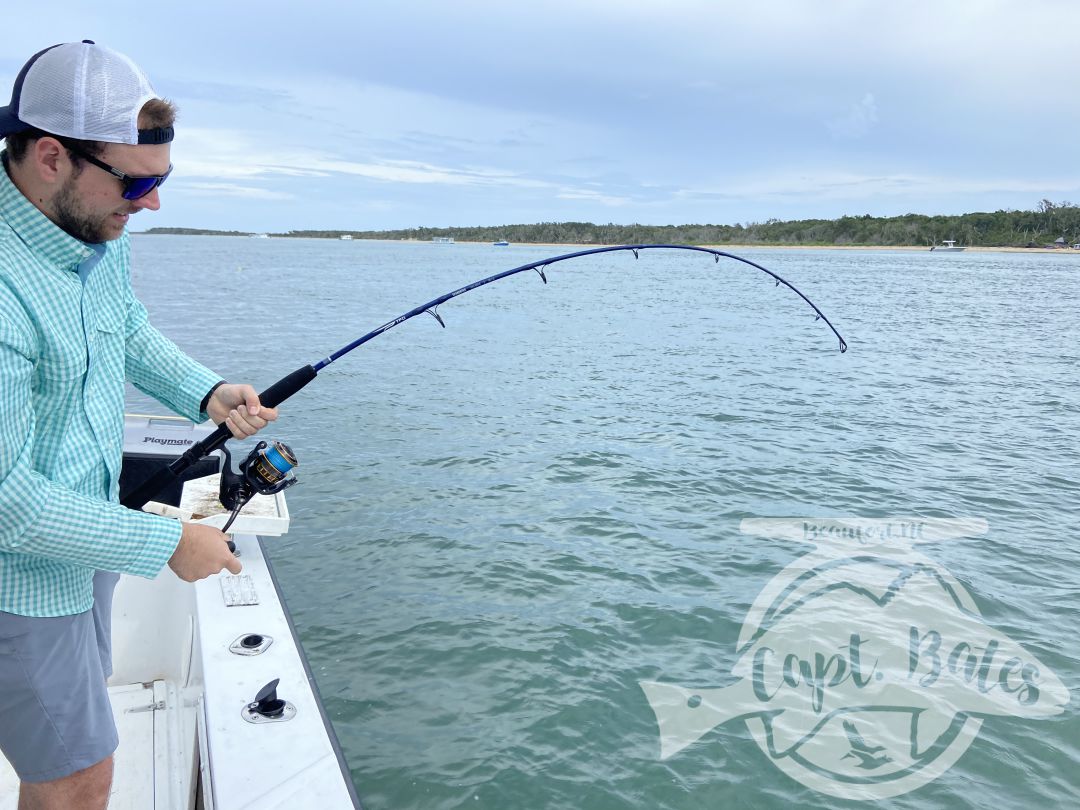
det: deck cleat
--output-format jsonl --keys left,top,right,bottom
{"left": 242, "top": 678, "right": 297, "bottom": 724}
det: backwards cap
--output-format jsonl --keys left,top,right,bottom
{"left": 0, "top": 40, "right": 173, "bottom": 145}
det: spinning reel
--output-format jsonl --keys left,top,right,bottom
{"left": 218, "top": 440, "right": 299, "bottom": 534}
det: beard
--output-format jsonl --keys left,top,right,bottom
{"left": 52, "top": 174, "right": 133, "bottom": 244}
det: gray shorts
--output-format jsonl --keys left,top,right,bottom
{"left": 0, "top": 571, "right": 120, "bottom": 783}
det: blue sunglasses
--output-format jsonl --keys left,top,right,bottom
{"left": 67, "top": 145, "right": 172, "bottom": 200}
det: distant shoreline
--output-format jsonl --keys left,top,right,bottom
{"left": 138, "top": 204, "right": 1080, "bottom": 252}
{"left": 133, "top": 232, "right": 1080, "bottom": 256}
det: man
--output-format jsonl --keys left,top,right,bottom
{"left": 0, "top": 41, "right": 278, "bottom": 809}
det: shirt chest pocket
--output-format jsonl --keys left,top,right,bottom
{"left": 92, "top": 309, "right": 126, "bottom": 381}
{"left": 35, "top": 331, "right": 88, "bottom": 383}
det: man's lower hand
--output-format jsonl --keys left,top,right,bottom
{"left": 169, "top": 522, "right": 243, "bottom": 582}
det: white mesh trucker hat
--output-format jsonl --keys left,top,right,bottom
{"left": 0, "top": 40, "right": 173, "bottom": 145}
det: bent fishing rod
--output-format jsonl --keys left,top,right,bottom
{"left": 121, "top": 244, "right": 847, "bottom": 512}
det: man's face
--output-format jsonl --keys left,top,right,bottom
{"left": 53, "top": 142, "right": 170, "bottom": 244}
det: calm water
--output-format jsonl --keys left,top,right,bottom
{"left": 128, "top": 236, "right": 1079, "bottom": 809}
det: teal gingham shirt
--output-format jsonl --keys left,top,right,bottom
{"left": 0, "top": 156, "right": 222, "bottom": 617}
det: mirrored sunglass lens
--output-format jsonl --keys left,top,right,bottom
{"left": 123, "top": 177, "right": 161, "bottom": 200}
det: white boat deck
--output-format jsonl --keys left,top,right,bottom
{"left": 108, "top": 683, "right": 159, "bottom": 808}
{"left": 194, "top": 534, "right": 357, "bottom": 809}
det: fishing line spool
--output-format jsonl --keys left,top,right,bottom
{"left": 218, "top": 440, "right": 298, "bottom": 534}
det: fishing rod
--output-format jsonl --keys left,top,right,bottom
{"left": 121, "top": 244, "right": 847, "bottom": 512}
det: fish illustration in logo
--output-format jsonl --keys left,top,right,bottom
{"left": 640, "top": 519, "right": 1070, "bottom": 800}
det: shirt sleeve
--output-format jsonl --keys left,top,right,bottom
{"left": 0, "top": 317, "right": 182, "bottom": 576}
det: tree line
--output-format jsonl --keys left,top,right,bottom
{"left": 144, "top": 200, "right": 1080, "bottom": 247}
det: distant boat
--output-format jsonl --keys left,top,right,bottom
{"left": 930, "top": 240, "right": 964, "bottom": 252}
{"left": 432, "top": 236, "right": 455, "bottom": 244}
{"left": 250, "top": 233, "right": 270, "bottom": 239}
{"left": 493, "top": 240, "right": 509, "bottom": 246}
{"left": 340, "top": 234, "right": 353, "bottom": 241}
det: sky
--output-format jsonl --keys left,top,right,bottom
{"left": 3, "top": 1, "right": 1080, "bottom": 233}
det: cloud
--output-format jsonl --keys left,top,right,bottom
{"left": 676, "top": 169, "right": 1080, "bottom": 204}
{"left": 555, "top": 188, "right": 632, "bottom": 207}
{"left": 175, "top": 182, "right": 295, "bottom": 200}
{"left": 826, "top": 93, "right": 879, "bottom": 139}
{"left": 157, "top": 78, "right": 294, "bottom": 107}
{"left": 7, "top": 0, "right": 1072, "bottom": 230}
{"left": 305, "top": 157, "right": 549, "bottom": 188}
{"left": 172, "top": 126, "right": 635, "bottom": 207}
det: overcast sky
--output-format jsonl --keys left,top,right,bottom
{"left": 4, "top": 1, "right": 1079, "bottom": 233}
